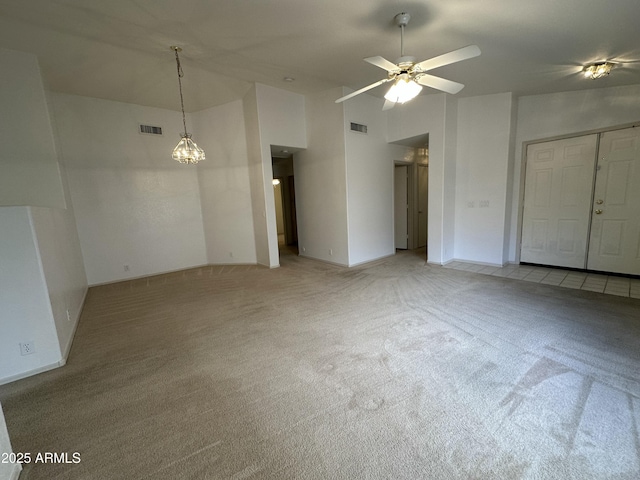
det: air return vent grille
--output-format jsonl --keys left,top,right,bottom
{"left": 350, "top": 122, "right": 368, "bottom": 134}
{"left": 139, "top": 124, "right": 163, "bottom": 135}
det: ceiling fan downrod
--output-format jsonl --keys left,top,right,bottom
{"left": 395, "top": 12, "right": 411, "bottom": 57}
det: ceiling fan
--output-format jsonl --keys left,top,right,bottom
{"left": 335, "top": 12, "right": 481, "bottom": 110}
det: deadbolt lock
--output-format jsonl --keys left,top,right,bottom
{"left": 595, "top": 209, "right": 603, "bottom": 215}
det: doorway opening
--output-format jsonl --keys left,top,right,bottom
{"left": 272, "top": 154, "right": 299, "bottom": 258}
{"left": 391, "top": 134, "right": 429, "bottom": 259}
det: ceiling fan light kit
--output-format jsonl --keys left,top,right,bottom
{"left": 336, "top": 12, "right": 480, "bottom": 109}
{"left": 384, "top": 74, "right": 423, "bottom": 103}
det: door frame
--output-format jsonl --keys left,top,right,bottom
{"left": 516, "top": 120, "right": 640, "bottom": 265}
{"left": 393, "top": 160, "right": 415, "bottom": 249}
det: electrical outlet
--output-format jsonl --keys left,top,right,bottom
{"left": 20, "top": 341, "right": 35, "bottom": 356}
{"left": 480, "top": 200, "right": 490, "bottom": 208}
{"left": 124, "top": 264, "right": 130, "bottom": 272}
{"left": 329, "top": 249, "right": 333, "bottom": 256}
{"left": 66, "top": 309, "right": 72, "bottom": 322}
{"left": 229, "top": 252, "right": 233, "bottom": 258}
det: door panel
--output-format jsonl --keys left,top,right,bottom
{"left": 586, "top": 127, "right": 640, "bottom": 274}
{"left": 417, "top": 164, "right": 428, "bottom": 248}
{"left": 521, "top": 135, "right": 597, "bottom": 268}
{"left": 394, "top": 165, "right": 408, "bottom": 249}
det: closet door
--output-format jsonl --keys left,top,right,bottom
{"left": 586, "top": 127, "right": 640, "bottom": 275}
{"left": 520, "top": 135, "right": 597, "bottom": 268}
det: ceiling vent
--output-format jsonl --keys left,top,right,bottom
{"left": 139, "top": 124, "right": 163, "bottom": 135}
{"left": 350, "top": 122, "right": 368, "bottom": 134}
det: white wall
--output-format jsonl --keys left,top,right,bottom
{"left": 0, "top": 49, "right": 65, "bottom": 208}
{"left": 0, "top": 51, "right": 86, "bottom": 385}
{"left": 387, "top": 94, "right": 452, "bottom": 264}
{"left": 52, "top": 93, "right": 207, "bottom": 285}
{"left": 254, "top": 84, "right": 307, "bottom": 267}
{"left": 0, "top": 208, "right": 62, "bottom": 383}
{"left": 30, "top": 166, "right": 87, "bottom": 358}
{"left": 442, "top": 96, "right": 458, "bottom": 264}
{"left": 0, "top": 401, "right": 21, "bottom": 480}
{"left": 193, "top": 100, "right": 257, "bottom": 264}
{"left": 344, "top": 92, "right": 414, "bottom": 266}
{"left": 296, "top": 87, "right": 349, "bottom": 265}
{"left": 509, "top": 84, "right": 640, "bottom": 261}
{"left": 454, "top": 93, "right": 515, "bottom": 265}
{"left": 242, "top": 86, "right": 270, "bottom": 266}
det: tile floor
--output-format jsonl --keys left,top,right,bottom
{"left": 443, "top": 261, "right": 640, "bottom": 299}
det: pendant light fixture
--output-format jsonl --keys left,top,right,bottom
{"left": 170, "top": 46, "right": 205, "bottom": 165}
{"left": 582, "top": 62, "right": 614, "bottom": 80}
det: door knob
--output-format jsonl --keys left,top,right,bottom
{"left": 596, "top": 199, "right": 603, "bottom": 205}
{"left": 595, "top": 209, "right": 603, "bottom": 214}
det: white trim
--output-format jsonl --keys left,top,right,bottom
{"left": 430, "top": 258, "right": 452, "bottom": 266}
{"left": 88, "top": 263, "right": 211, "bottom": 287}
{"left": 449, "top": 258, "right": 506, "bottom": 268}
{"left": 0, "top": 360, "right": 63, "bottom": 386}
{"left": 61, "top": 287, "right": 88, "bottom": 360}
{"left": 298, "top": 254, "right": 348, "bottom": 268}
{"left": 8, "top": 462, "right": 22, "bottom": 480}
{"left": 348, "top": 252, "right": 395, "bottom": 268}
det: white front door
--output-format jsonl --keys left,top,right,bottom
{"left": 394, "top": 165, "right": 408, "bottom": 249}
{"left": 520, "top": 135, "right": 597, "bottom": 268}
{"left": 586, "top": 127, "right": 640, "bottom": 274}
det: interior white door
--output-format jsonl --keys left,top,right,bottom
{"left": 394, "top": 165, "right": 408, "bottom": 249}
{"left": 521, "top": 134, "right": 597, "bottom": 268}
{"left": 417, "top": 164, "right": 428, "bottom": 248}
{"left": 586, "top": 127, "right": 640, "bottom": 275}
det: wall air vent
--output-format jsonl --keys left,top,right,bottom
{"left": 139, "top": 124, "right": 163, "bottom": 135}
{"left": 350, "top": 122, "right": 368, "bottom": 134}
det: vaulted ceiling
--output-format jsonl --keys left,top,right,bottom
{"left": 1, "top": 0, "right": 639, "bottom": 112}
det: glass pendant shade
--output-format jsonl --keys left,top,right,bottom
{"left": 385, "top": 75, "right": 423, "bottom": 104}
{"left": 172, "top": 133, "right": 205, "bottom": 165}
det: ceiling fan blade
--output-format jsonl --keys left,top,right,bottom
{"left": 414, "top": 45, "right": 481, "bottom": 72}
{"left": 415, "top": 73, "right": 465, "bottom": 94}
{"left": 335, "top": 78, "right": 391, "bottom": 103}
{"left": 382, "top": 98, "right": 396, "bottom": 111}
{"left": 364, "top": 56, "right": 401, "bottom": 73}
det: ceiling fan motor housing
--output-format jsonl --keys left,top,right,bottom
{"left": 396, "top": 55, "right": 416, "bottom": 71}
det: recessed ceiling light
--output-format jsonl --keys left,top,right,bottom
{"left": 283, "top": 77, "right": 295, "bottom": 82}
{"left": 583, "top": 62, "right": 615, "bottom": 79}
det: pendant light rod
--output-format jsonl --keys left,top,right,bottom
{"left": 172, "top": 46, "right": 188, "bottom": 136}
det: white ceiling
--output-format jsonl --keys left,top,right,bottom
{"left": 1, "top": 0, "right": 639, "bottom": 112}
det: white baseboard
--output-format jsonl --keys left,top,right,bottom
{"left": 348, "top": 253, "right": 395, "bottom": 267}
{"left": 9, "top": 462, "right": 22, "bottom": 480}
{"left": 0, "top": 361, "right": 64, "bottom": 386}
{"left": 445, "top": 258, "right": 506, "bottom": 267}
{"left": 298, "top": 253, "right": 348, "bottom": 268}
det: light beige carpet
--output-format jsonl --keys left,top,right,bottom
{"left": 1, "top": 248, "right": 639, "bottom": 479}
